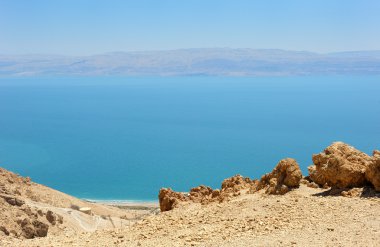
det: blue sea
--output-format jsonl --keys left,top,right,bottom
{"left": 0, "top": 76, "right": 379, "bottom": 201}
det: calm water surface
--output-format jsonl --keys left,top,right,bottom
{"left": 0, "top": 76, "right": 379, "bottom": 200}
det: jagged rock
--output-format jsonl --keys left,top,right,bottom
{"left": 307, "top": 165, "right": 327, "bottom": 187}
{"left": 158, "top": 175, "right": 258, "bottom": 211}
{"left": 189, "top": 185, "right": 213, "bottom": 203}
{"left": 19, "top": 218, "right": 48, "bottom": 239}
{"left": 366, "top": 150, "right": 380, "bottom": 191}
{"left": 221, "top": 175, "right": 258, "bottom": 193}
{"left": 46, "top": 210, "right": 56, "bottom": 225}
{"left": 0, "top": 195, "right": 25, "bottom": 206}
{"left": 259, "top": 158, "right": 302, "bottom": 195}
{"left": 158, "top": 188, "right": 188, "bottom": 212}
{"left": 211, "top": 189, "right": 220, "bottom": 198}
{"left": 311, "top": 142, "right": 372, "bottom": 188}
{"left": 33, "top": 220, "right": 49, "bottom": 237}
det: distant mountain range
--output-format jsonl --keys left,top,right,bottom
{"left": 1, "top": 48, "right": 380, "bottom": 77}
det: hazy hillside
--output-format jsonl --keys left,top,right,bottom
{"left": 1, "top": 48, "right": 380, "bottom": 77}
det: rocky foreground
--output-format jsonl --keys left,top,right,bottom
{"left": 0, "top": 167, "right": 156, "bottom": 241}
{"left": 1, "top": 142, "right": 380, "bottom": 246}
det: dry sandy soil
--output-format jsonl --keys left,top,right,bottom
{"left": 2, "top": 185, "right": 379, "bottom": 247}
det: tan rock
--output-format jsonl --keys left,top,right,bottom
{"left": 311, "top": 142, "right": 372, "bottom": 188}
{"left": 221, "top": 175, "right": 257, "bottom": 192}
{"left": 307, "top": 165, "right": 326, "bottom": 186}
{"left": 189, "top": 185, "right": 213, "bottom": 203}
{"left": 158, "top": 188, "right": 188, "bottom": 212}
{"left": 259, "top": 158, "right": 302, "bottom": 195}
{"left": 158, "top": 175, "right": 258, "bottom": 211}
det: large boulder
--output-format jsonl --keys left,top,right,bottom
{"left": 259, "top": 158, "right": 302, "bottom": 195}
{"left": 311, "top": 142, "right": 372, "bottom": 188}
{"left": 366, "top": 150, "right": 380, "bottom": 191}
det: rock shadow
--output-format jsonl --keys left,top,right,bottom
{"left": 312, "top": 186, "right": 380, "bottom": 198}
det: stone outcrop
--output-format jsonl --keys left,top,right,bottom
{"left": 46, "top": 210, "right": 56, "bottom": 225}
{"left": 158, "top": 175, "right": 258, "bottom": 212}
{"left": 0, "top": 168, "right": 68, "bottom": 239}
{"left": 158, "top": 162, "right": 302, "bottom": 212}
{"left": 259, "top": 158, "right": 303, "bottom": 195}
{"left": 157, "top": 142, "right": 380, "bottom": 212}
{"left": 158, "top": 188, "right": 189, "bottom": 212}
{"left": 19, "top": 218, "right": 48, "bottom": 239}
{"left": 189, "top": 185, "right": 215, "bottom": 203}
{"left": 366, "top": 150, "right": 380, "bottom": 191}
{"left": 221, "top": 175, "right": 258, "bottom": 195}
{"left": 0, "top": 194, "right": 25, "bottom": 206}
{"left": 310, "top": 142, "right": 372, "bottom": 188}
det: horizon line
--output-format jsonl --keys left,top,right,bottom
{"left": 1, "top": 47, "right": 380, "bottom": 57}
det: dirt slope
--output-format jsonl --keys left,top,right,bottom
{"left": 2, "top": 185, "right": 379, "bottom": 247}
{"left": 0, "top": 168, "right": 155, "bottom": 240}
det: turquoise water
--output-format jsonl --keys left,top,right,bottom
{"left": 0, "top": 76, "right": 379, "bottom": 200}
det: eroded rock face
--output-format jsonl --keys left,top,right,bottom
{"left": 307, "top": 165, "right": 327, "bottom": 187}
{"left": 259, "top": 158, "right": 302, "bottom": 195}
{"left": 158, "top": 175, "right": 258, "bottom": 212}
{"left": 221, "top": 175, "right": 258, "bottom": 194}
{"left": 366, "top": 150, "right": 380, "bottom": 191}
{"left": 0, "top": 195, "right": 25, "bottom": 206}
{"left": 189, "top": 185, "right": 214, "bottom": 203}
{"left": 311, "top": 142, "right": 372, "bottom": 188}
{"left": 19, "top": 218, "right": 48, "bottom": 239}
{"left": 46, "top": 210, "right": 56, "bottom": 225}
{"left": 158, "top": 188, "right": 188, "bottom": 212}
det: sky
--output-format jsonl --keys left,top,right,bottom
{"left": 0, "top": 0, "right": 380, "bottom": 55}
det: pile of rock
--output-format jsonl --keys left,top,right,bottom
{"left": 159, "top": 175, "right": 258, "bottom": 212}
{"left": 159, "top": 142, "right": 380, "bottom": 212}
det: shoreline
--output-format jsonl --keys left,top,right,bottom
{"left": 84, "top": 199, "right": 159, "bottom": 209}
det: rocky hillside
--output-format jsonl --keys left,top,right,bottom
{"left": 0, "top": 168, "right": 154, "bottom": 240}
{"left": 1, "top": 141, "right": 379, "bottom": 246}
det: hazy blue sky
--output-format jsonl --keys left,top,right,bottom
{"left": 1, "top": 0, "right": 379, "bottom": 55}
